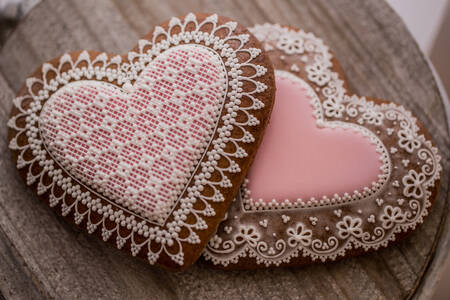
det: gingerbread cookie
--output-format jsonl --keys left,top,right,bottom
{"left": 203, "top": 24, "right": 441, "bottom": 269}
{"left": 7, "top": 13, "right": 275, "bottom": 271}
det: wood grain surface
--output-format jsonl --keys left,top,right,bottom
{"left": 0, "top": 0, "right": 448, "bottom": 299}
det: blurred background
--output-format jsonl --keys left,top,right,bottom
{"left": 0, "top": 0, "right": 449, "bottom": 298}
{"left": 1, "top": 0, "right": 449, "bottom": 102}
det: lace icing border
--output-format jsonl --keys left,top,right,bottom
{"left": 203, "top": 23, "right": 442, "bottom": 267}
{"left": 8, "top": 14, "right": 269, "bottom": 266}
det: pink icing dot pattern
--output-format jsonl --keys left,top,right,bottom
{"left": 247, "top": 74, "right": 383, "bottom": 204}
{"left": 39, "top": 45, "right": 226, "bottom": 222}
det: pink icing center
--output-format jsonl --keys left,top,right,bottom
{"left": 247, "top": 75, "right": 383, "bottom": 203}
{"left": 40, "top": 45, "right": 226, "bottom": 221}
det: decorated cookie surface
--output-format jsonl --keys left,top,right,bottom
{"left": 203, "top": 24, "right": 441, "bottom": 269}
{"left": 7, "top": 13, "right": 275, "bottom": 271}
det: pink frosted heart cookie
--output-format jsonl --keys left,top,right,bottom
{"left": 7, "top": 13, "right": 275, "bottom": 271}
{"left": 203, "top": 24, "right": 442, "bottom": 269}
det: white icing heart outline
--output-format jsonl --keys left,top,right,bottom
{"left": 8, "top": 14, "right": 272, "bottom": 268}
{"left": 39, "top": 44, "right": 227, "bottom": 225}
{"left": 204, "top": 24, "right": 442, "bottom": 268}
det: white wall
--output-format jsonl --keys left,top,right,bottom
{"left": 388, "top": 0, "right": 449, "bottom": 54}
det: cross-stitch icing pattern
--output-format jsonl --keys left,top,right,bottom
{"left": 40, "top": 45, "right": 227, "bottom": 222}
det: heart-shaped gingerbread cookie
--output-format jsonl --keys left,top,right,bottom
{"left": 203, "top": 24, "right": 442, "bottom": 269}
{"left": 7, "top": 13, "right": 275, "bottom": 270}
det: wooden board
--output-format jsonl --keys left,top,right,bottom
{"left": 0, "top": 0, "right": 448, "bottom": 299}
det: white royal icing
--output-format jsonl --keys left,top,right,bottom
{"left": 39, "top": 45, "right": 227, "bottom": 223}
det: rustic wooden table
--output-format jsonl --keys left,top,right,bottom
{"left": 0, "top": 0, "right": 449, "bottom": 299}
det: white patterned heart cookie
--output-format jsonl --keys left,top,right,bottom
{"left": 8, "top": 13, "right": 275, "bottom": 270}
{"left": 203, "top": 24, "right": 441, "bottom": 269}
{"left": 40, "top": 45, "right": 227, "bottom": 223}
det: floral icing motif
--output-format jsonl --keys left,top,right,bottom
{"left": 203, "top": 23, "right": 441, "bottom": 268}
{"left": 287, "top": 222, "right": 312, "bottom": 247}
{"left": 306, "top": 63, "right": 331, "bottom": 86}
{"left": 234, "top": 226, "right": 260, "bottom": 247}
{"left": 336, "top": 216, "right": 363, "bottom": 239}
{"left": 360, "top": 105, "right": 385, "bottom": 126}
{"left": 380, "top": 205, "right": 406, "bottom": 229}
{"left": 323, "top": 96, "right": 345, "bottom": 118}
{"left": 8, "top": 14, "right": 270, "bottom": 267}
{"left": 402, "top": 169, "right": 426, "bottom": 199}
{"left": 398, "top": 128, "right": 421, "bottom": 153}
{"left": 276, "top": 33, "right": 305, "bottom": 54}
